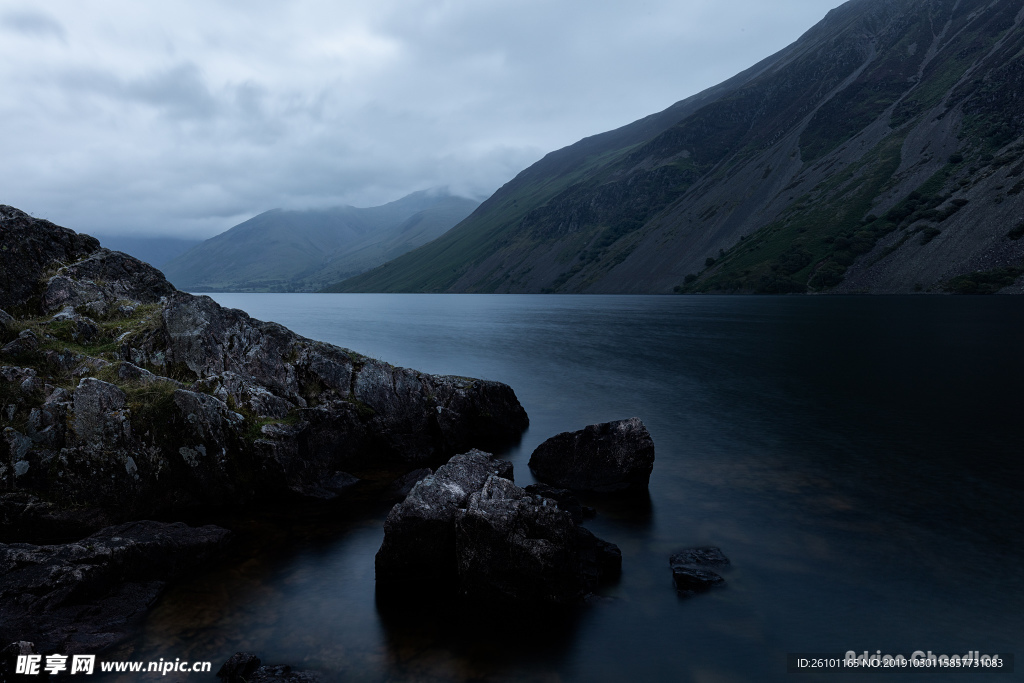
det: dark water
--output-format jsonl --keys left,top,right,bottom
{"left": 118, "top": 295, "right": 1023, "bottom": 681}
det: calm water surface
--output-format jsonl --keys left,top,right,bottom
{"left": 117, "top": 295, "right": 1023, "bottom": 682}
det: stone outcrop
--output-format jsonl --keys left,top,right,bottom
{"left": 1, "top": 641, "right": 38, "bottom": 683}
{"left": 456, "top": 475, "right": 621, "bottom": 604}
{"left": 523, "top": 483, "right": 594, "bottom": 524}
{"left": 0, "top": 521, "right": 230, "bottom": 653}
{"left": 0, "top": 205, "right": 529, "bottom": 532}
{"left": 0, "top": 206, "right": 99, "bottom": 313}
{"left": 528, "top": 417, "right": 655, "bottom": 493}
{"left": 375, "top": 450, "right": 513, "bottom": 583}
{"left": 669, "top": 546, "right": 730, "bottom": 596}
{"left": 376, "top": 450, "right": 620, "bottom": 606}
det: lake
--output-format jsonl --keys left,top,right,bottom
{"left": 117, "top": 294, "right": 1023, "bottom": 681}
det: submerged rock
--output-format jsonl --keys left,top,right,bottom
{"left": 669, "top": 546, "right": 730, "bottom": 596}
{"left": 0, "top": 520, "right": 230, "bottom": 653}
{"left": 529, "top": 417, "right": 655, "bottom": 493}
{"left": 377, "top": 451, "right": 620, "bottom": 606}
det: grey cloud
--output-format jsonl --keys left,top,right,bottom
{"left": 0, "top": 0, "right": 846, "bottom": 240}
{"left": 1, "top": 9, "right": 66, "bottom": 42}
{"left": 58, "top": 63, "right": 218, "bottom": 120}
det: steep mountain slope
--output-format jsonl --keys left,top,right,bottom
{"left": 336, "top": 0, "right": 1024, "bottom": 294}
{"left": 163, "top": 191, "right": 478, "bottom": 292}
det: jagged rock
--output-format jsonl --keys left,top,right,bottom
{"left": 375, "top": 450, "right": 513, "bottom": 583}
{"left": 1, "top": 641, "right": 38, "bottom": 683}
{"left": 0, "top": 366, "right": 37, "bottom": 388}
{"left": 0, "top": 521, "right": 230, "bottom": 653}
{"left": 377, "top": 451, "right": 619, "bottom": 606}
{"left": 0, "top": 207, "right": 529, "bottom": 534}
{"left": 523, "top": 483, "right": 592, "bottom": 523}
{"left": 0, "top": 330, "right": 39, "bottom": 357}
{"left": 41, "top": 348, "right": 83, "bottom": 373}
{"left": 0, "top": 493, "right": 111, "bottom": 543}
{"left": 173, "top": 389, "right": 244, "bottom": 452}
{"left": 195, "top": 371, "right": 295, "bottom": 419}
{"left": 116, "top": 361, "right": 178, "bottom": 385}
{"left": 0, "top": 206, "right": 99, "bottom": 312}
{"left": 0, "top": 310, "right": 14, "bottom": 338}
{"left": 48, "top": 310, "right": 101, "bottom": 344}
{"left": 529, "top": 417, "right": 655, "bottom": 493}
{"left": 72, "top": 378, "right": 131, "bottom": 447}
{"left": 456, "top": 475, "right": 621, "bottom": 604}
{"left": 26, "top": 398, "right": 68, "bottom": 449}
{"left": 70, "top": 357, "right": 110, "bottom": 378}
{"left": 669, "top": 546, "right": 729, "bottom": 596}
{"left": 384, "top": 467, "right": 433, "bottom": 499}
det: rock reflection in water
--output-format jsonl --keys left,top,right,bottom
{"left": 105, "top": 293, "right": 1024, "bottom": 683}
{"left": 376, "top": 585, "right": 587, "bottom": 682}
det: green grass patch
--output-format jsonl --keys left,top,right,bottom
{"left": 682, "top": 134, "right": 906, "bottom": 293}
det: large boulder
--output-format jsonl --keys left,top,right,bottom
{"left": 0, "top": 521, "right": 230, "bottom": 653}
{"left": 528, "top": 417, "right": 655, "bottom": 493}
{"left": 456, "top": 475, "right": 620, "bottom": 605}
{"left": 375, "top": 449, "right": 513, "bottom": 583}
{"left": 376, "top": 451, "right": 620, "bottom": 606}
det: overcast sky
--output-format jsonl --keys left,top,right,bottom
{"left": 0, "top": 0, "right": 845, "bottom": 239}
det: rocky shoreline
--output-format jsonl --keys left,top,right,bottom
{"left": 1, "top": 205, "right": 730, "bottom": 678}
{"left": 0, "top": 205, "right": 529, "bottom": 657}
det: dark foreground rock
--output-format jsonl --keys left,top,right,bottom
{"left": 376, "top": 451, "right": 620, "bottom": 606}
{"left": 457, "top": 476, "right": 621, "bottom": 604}
{"left": 0, "top": 521, "right": 230, "bottom": 653}
{"left": 529, "top": 417, "right": 655, "bottom": 493}
{"left": 1, "top": 641, "right": 37, "bottom": 683}
{"left": 218, "top": 652, "right": 320, "bottom": 683}
{"left": 375, "top": 450, "right": 513, "bottom": 583}
{"left": 383, "top": 467, "right": 433, "bottom": 500}
{"left": 523, "top": 483, "right": 594, "bottom": 524}
{"left": 669, "top": 546, "right": 729, "bottom": 596}
{"left": 0, "top": 205, "right": 529, "bottom": 535}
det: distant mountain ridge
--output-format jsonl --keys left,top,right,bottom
{"left": 334, "top": 0, "right": 1024, "bottom": 294}
{"left": 91, "top": 235, "right": 204, "bottom": 269}
{"left": 163, "top": 190, "right": 478, "bottom": 292}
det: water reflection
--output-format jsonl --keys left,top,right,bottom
{"left": 114, "top": 294, "right": 1024, "bottom": 683}
{"left": 376, "top": 587, "right": 585, "bottom": 682}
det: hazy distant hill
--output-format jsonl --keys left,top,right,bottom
{"left": 162, "top": 191, "right": 478, "bottom": 292}
{"left": 92, "top": 235, "right": 204, "bottom": 269}
{"left": 335, "top": 0, "right": 1024, "bottom": 294}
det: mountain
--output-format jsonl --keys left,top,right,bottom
{"left": 91, "top": 235, "right": 204, "bottom": 269}
{"left": 162, "top": 190, "right": 479, "bottom": 292}
{"left": 334, "top": 0, "right": 1024, "bottom": 295}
